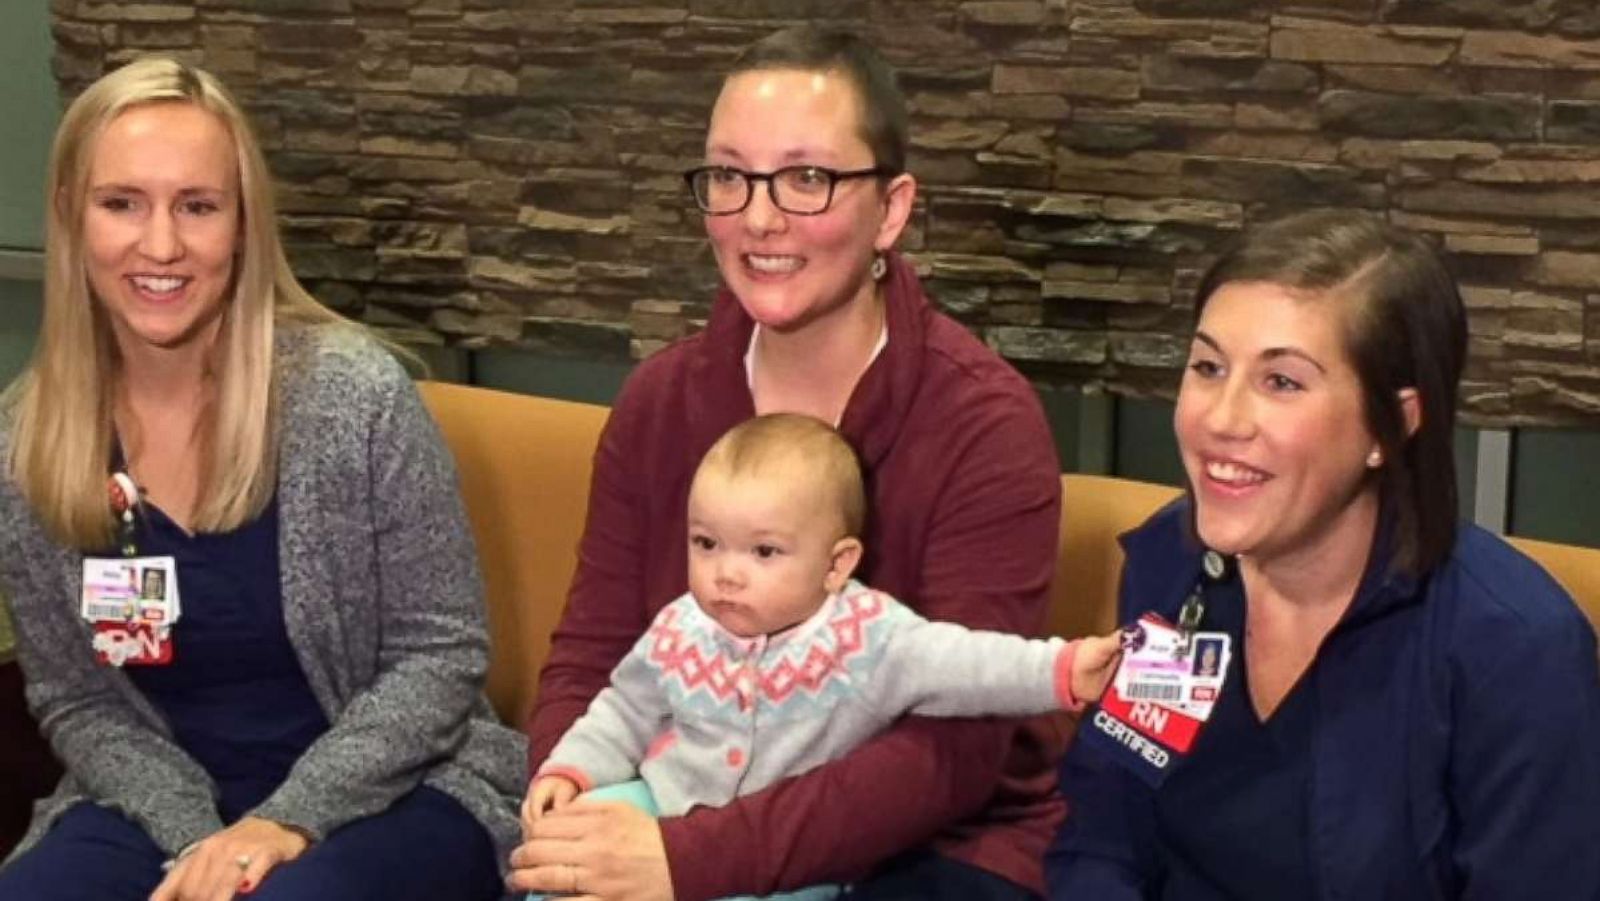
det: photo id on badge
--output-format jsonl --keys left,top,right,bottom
{"left": 1078, "top": 612, "right": 1232, "bottom": 787}
{"left": 81, "top": 555, "right": 181, "bottom": 666}
{"left": 1117, "top": 618, "right": 1230, "bottom": 721}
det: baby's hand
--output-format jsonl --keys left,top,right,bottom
{"left": 522, "top": 775, "right": 581, "bottom": 834}
{"left": 1070, "top": 631, "right": 1125, "bottom": 706}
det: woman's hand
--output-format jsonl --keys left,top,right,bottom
{"left": 150, "top": 817, "right": 309, "bottom": 901}
{"left": 1070, "top": 632, "right": 1126, "bottom": 706}
{"left": 507, "top": 799, "right": 674, "bottom": 901}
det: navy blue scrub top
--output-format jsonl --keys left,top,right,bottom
{"left": 120, "top": 497, "right": 330, "bottom": 823}
{"left": 1152, "top": 571, "right": 1317, "bottom": 900}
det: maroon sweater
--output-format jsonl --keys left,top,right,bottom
{"left": 525, "top": 254, "right": 1066, "bottom": 897}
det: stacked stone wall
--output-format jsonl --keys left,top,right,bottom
{"left": 49, "top": 0, "right": 1600, "bottom": 424}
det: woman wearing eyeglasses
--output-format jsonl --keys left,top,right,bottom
{"left": 507, "top": 24, "right": 1064, "bottom": 901}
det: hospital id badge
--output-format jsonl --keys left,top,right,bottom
{"left": 81, "top": 556, "right": 181, "bottom": 626}
{"left": 1077, "top": 612, "right": 1231, "bottom": 787}
{"left": 82, "top": 556, "right": 180, "bottom": 667}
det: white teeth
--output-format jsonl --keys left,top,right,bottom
{"left": 1206, "top": 460, "right": 1266, "bottom": 485}
{"left": 746, "top": 254, "right": 802, "bottom": 274}
{"left": 131, "top": 276, "right": 186, "bottom": 294}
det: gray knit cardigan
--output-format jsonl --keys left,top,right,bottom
{"left": 0, "top": 323, "right": 527, "bottom": 867}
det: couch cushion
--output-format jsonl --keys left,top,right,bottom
{"left": 418, "top": 381, "right": 608, "bottom": 725}
{"left": 1050, "top": 474, "right": 1181, "bottom": 641}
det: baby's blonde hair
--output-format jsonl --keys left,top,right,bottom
{"left": 696, "top": 413, "right": 866, "bottom": 536}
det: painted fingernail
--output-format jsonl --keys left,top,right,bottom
{"left": 239, "top": 880, "right": 254, "bottom": 894}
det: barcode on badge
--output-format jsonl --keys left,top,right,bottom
{"left": 1124, "top": 682, "right": 1183, "bottom": 702}
{"left": 86, "top": 603, "right": 129, "bottom": 622}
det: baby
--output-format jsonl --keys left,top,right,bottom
{"left": 524, "top": 413, "right": 1122, "bottom": 899}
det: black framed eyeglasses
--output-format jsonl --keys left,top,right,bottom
{"left": 683, "top": 164, "right": 897, "bottom": 216}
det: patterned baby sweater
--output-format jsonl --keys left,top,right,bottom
{"left": 540, "top": 580, "right": 1079, "bottom": 816}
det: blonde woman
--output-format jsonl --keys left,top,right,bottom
{"left": 0, "top": 59, "right": 523, "bottom": 901}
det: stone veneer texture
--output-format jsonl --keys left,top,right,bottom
{"left": 48, "top": 0, "right": 1600, "bottom": 425}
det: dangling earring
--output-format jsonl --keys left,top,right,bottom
{"left": 870, "top": 253, "right": 887, "bottom": 281}
{"left": 1367, "top": 449, "right": 1383, "bottom": 468}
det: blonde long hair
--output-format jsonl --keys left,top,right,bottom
{"left": 7, "top": 57, "right": 345, "bottom": 549}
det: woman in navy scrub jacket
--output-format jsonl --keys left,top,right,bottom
{"left": 1048, "top": 209, "right": 1600, "bottom": 900}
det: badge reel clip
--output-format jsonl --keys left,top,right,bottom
{"left": 110, "top": 471, "right": 139, "bottom": 557}
{"left": 1172, "top": 550, "right": 1225, "bottom": 659}
{"left": 82, "top": 472, "right": 180, "bottom": 667}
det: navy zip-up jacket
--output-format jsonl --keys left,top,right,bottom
{"left": 1048, "top": 500, "right": 1600, "bottom": 900}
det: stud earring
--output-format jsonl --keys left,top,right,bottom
{"left": 1367, "top": 449, "right": 1383, "bottom": 468}
{"left": 870, "top": 253, "right": 887, "bottom": 281}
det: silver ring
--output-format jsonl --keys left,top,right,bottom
{"left": 236, "top": 854, "right": 252, "bottom": 870}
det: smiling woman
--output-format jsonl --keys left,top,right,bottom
{"left": 83, "top": 103, "right": 239, "bottom": 358}
{"left": 695, "top": 65, "right": 910, "bottom": 353}
{"left": 1048, "top": 210, "right": 1600, "bottom": 900}
{"left": 515, "top": 24, "right": 1065, "bottom": 901}
{"left": 0, "top": 58, "right": 525, "bottom": 901}
{"left": 1175, "top": 279, "right": 1387, "bottom": 606}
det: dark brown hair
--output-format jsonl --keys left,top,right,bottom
{"left": 1192, "top": 209, "right": 1468, "bottom": 575}
{"left": 728, "top": 25, "right": 908, "bottom": 175}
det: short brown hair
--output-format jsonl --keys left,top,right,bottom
{"left": 728, "top": 25, "right": 908, "bottom": 175}
{"left": 696, "top": 413, "right": 867, "bottom": 537}
{"left": 1192, "top": 209, "right": 1467, "bottom": 575}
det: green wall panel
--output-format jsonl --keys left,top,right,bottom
{"left": 470, "top": 349, "right": 632, "bottom": 408}
{"left": 0, "top": 280, "right": 42, "bottom": 386}
{"left": 1453, "top": 427, "right": 1480, "bottom": 524}
{"left": 1113, "top": 396, "right": 1184, "bottom": 487}
{"left": 0, "top": 4, "right": 57, "bottom": 250}
{"left": 1034, "top": 383, "right": 1082, "bottom": 474}
{"left": 1511, "top": 429, "right": 1600, "bottom": 549}
{"left": 408, "top": 344, "right": 469, "bottom": 384}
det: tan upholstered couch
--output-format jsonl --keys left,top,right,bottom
{"left": 415, "top": 381, "right": 1600, "bottom": 727}
{"left": 4, "top": 382, "right": 1596, "bottom": 857}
